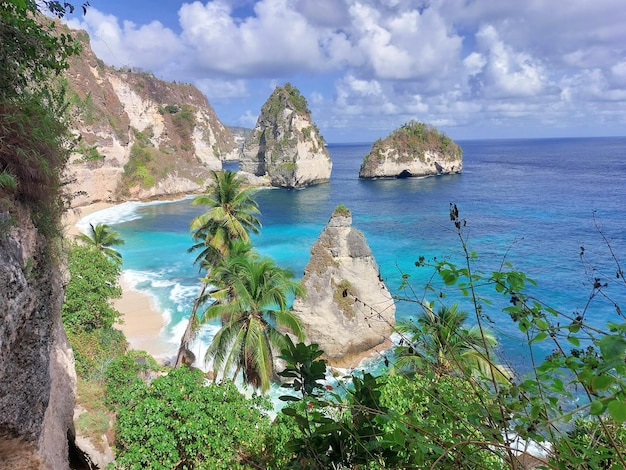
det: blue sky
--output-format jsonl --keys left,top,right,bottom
{"left": 66, "top": 0, "right": 626, "bottom": 143}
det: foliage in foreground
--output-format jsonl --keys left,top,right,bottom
{"left": 62, "top": 243, "right": 122, "bottom": 333}
{"left": 276, "top": 337, "right": 505, "bottom": 469}
{"left": 270, "top": 204, "right": 626, "bottom": 469}
{"left": 1, "top": 0, "right": 83, "bottom": 237}
{"left": 113, "top": 367, "right": 274, "bottom": 470}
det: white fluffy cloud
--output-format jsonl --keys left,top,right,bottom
{"left": 177, "top": 0, "right": 353, "bottom": 76}
{"left": 67, "top": 10, "right": 183, "bottom": 72}
{"left": 67, "top": 0, "right": 626, "bottom": 140}
{"left": 473, "top": 25, "right": 547, "bottom": 98}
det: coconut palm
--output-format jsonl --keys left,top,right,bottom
{"left": 189, "top": 170, "right": 261, "bottom": 264}
{"left": 76, "top": 222, "right": 124, "bottom": 263}
{"left": 175, "top": 171, "right": 262, "bottom": 367}
{"left": 201, "top": 252, "right": 305, "bottom": 392}
{"left": 394, "top": 303, "right": 510, "bottom": 382}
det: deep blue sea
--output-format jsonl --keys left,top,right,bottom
{"left": 78, "top": 137, "right": 626, "bottom": 384}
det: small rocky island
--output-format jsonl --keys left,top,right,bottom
{"left": 240, "top": 83, "right": 332, "bottom": 188}
{"left": 359, "top": 120, "right": 462, "bottom": 179}
{"left": 292, "top": 206, "right": 395, "bottom": 368}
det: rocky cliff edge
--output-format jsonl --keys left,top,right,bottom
{"left": 64, "top": 29, "right": 238, "bottom": 207}
{"left": 240, "top": 83, "right": 332, "bottom": 188}
{"left": 292, "top": 206, "right": 395, "bottom": 368}
{"left": 0, "top": 205, "right": 77, "bottom": 470}
{"left": 359, "top": 120, "right": 462, "bottom": 179}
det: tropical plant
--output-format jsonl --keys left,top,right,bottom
{"left": 175, "top": 170, "right": 261, "bottom": 366}
{"left": 0, "top": 0, "right": 83, "bottom": 100}
{"left": 201, "top": 252, "right": 305, "bottom": 392}
{"left": 394, "top": 302, "right": 510, "bottom": 381}
{"left": 76, "top": 222, "right": 124, "bottom": 263}
{"left": 114, "top": 366, "right": 273, "bottom": 470}
{"left": 189, "top": 169, "right": 261, "bottom": 264}
{"left": 62, "top": 243, "right": 122, "bottom": 333}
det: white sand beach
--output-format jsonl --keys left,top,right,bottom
{"left": 65, "top": 203, "right": 175, "bottom": 360}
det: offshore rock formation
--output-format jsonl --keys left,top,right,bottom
{"left": 0, "top": 205, "right": 77, "bottom": 469}
{"left": 359, "top": 120, "right": 462, "bottom": 179}
{"left": 292, "top": 207, "right": 395, "bottom": 367}
{"left": 240, "top": 83, "right": 332, "bottom": 188}
{"left": 64, "top": 29, "right": 238, "bottom": 206}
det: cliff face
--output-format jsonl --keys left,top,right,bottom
{"left": 0, "top": 206, "right": 76, "bottom": 470}
{"left": 292, "top": 207, "right": 395, "bottom": 367}
{"left": 359, "top": 121, "right": 462, "bottom": 178}
{"left": 64, "top": 30, "right": 237, "bottom": 206}
{"left": 240, "top": 83, "right": 332, "bottom": 188}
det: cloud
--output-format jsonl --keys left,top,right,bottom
{"left": 473, "top": 25, "right": 547, "bottom": 98}
{"left": 177, "top": 0, "right": 353, "bottom": 77}
{"left": 66, "top": 0, "right": 626, "bottom": 140}
{"left": 195, "top": 78, "right": 248, "bottom": 101}
{"left": 348, "top": 2, "right": 463, "bottom": 82}
{"left": 67, "top": 9, "right": 183, "bottom": 72}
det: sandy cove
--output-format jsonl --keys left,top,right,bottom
{"left": 63, "top": 202, "right": 393, "bottom": 369}
{"left": 64, "top": 203, "right": 176, "bottom": 361}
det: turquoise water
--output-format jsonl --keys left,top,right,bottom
{"left": 78, "top": 137, "right": 626, "bottom": 380}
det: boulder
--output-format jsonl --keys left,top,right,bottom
{"left": 240, "top": 83, "right": 332, "bottom": 188}
{"left": 292, "top": 206, "right": 395, "bottom": 368}
{"left": 359, "top": 120, "right": 462, "bottom": 179}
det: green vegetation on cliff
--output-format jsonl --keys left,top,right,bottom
{"left": 264, "top": 82, "right": 311, "bottom": 119}
{"left": 0, "top": 2, "right": 88, "bottom": 238}
{"left": 364, "top": 120, "right": 462, "bottom": 166}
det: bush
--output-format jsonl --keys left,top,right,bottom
{"left": 105, "top": 351, "right": 160, "bottom": 407}
{"left": 62, "top": 243, "right": 122, "bottom": 332}
{"left": 114, "top": 367, "right": 274, "bottom": 469}
{"left": 68, "top": 327, "right": 127, "bottom": 380}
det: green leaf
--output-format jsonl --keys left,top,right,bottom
{"left": 591, "top": 375, "right": 615, "bottom": 392}
{"left": 531, "top": 331, "right": 548, "bottom": 343}
{"left": 598, "top": 335, "right": 626, "bottom": 361}
{"left": 589, "top": 399, "right": 605, "bottom": 415}
{"left": 607, "top": 400, "right": 626, "bottom": 423}
{"left": 567, "top": 336, "right": 580, "bottom": 347}
{"left": 279, "top": 395, "right": 300, "bottom": 402}
{"left": 281, "top": 407, "right": 299, "bottom": 417}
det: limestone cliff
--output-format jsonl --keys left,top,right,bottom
{"left": 240, "top": 83, "right": 332, "bottom": 188}
{"left": 359, "top": 120, "right": 462, "bottom": 179}
{"left": 292, "top": 207, "right": 395, "bottom": 367}
{"left": 0, "top": 206, "right": 77, "bottom": 470}
{"left": 64, "top": 29, "right": 238, "bottom": 206}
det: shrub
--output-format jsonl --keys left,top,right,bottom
{"left": 62, "top": 243, "right": 122, "bottom": 332}
{"left": 114, "top": 367, "right": 273, "bottom": 469}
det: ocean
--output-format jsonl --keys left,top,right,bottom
{"left": 78, "top": 136, "right": 626, "bottom": 383}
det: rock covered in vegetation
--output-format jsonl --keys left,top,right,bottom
{"left": 0, "top": 205, "right": 77, "bottom": 469}
{"left": 359, "top": 121, "right": 462, "bottom": 179}
{"left": 240, "top": 83, "right": 332, "bottom": 188}
{"left": 64, "top": 28, "right": 238, "bottom": 206}
{"left": 292, "top": 206, "right": 395, "bottom": 367}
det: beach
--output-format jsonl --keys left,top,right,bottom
{"left": 65, "top": 203, "right": 174, "bottom": 361}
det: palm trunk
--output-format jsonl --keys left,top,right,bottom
{"left": 175, "top": 283, "right": 207, "bottom": 367}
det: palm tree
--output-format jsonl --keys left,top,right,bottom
{"left": 201, "top": 252, "right": 305, "bottom": 392}
{"left": 394, "top": 303, "right": 510, "bottom": 382}
{"left": 175, "top": 170, "right": 262, "bottom": 367}
{"left": 189, "top": 170, "right": 261, "bottom": 264}
{"left": 76, "top": 222, "right": 124, "bottom": 263}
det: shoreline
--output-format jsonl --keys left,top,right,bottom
{"left": 65, "top": 202, "right": 176, "bottom": 361}
{"left": 112, "top": 277, "right": 174, "bottom": 360}
{"left": 64, "top": 200, "right": 394, "bottom": 370}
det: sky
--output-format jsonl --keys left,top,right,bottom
{"left": 65, "top": 0, "right": 626, "bottom": 143}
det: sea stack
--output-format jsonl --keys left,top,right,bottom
{"left": 240, "top": 83, "right": 332, "bottom": 188}
{"left": 359, "top": 120, "right": 462, "bottom": 179}
{"left": 292, "top": 206, "right": 395, "bottom": 368}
